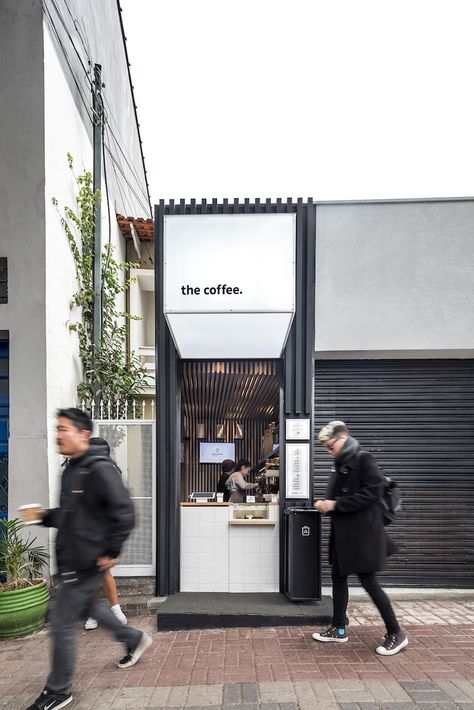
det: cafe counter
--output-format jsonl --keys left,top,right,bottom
{"left": 180, "top": 502, "right": 279, "bottom": 592}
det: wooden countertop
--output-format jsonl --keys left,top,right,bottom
{"left": 229, "top": 519, "right": 276, "bottom": 525}
{"left": 180, "top": 502, "right": 230, "bottom": 507}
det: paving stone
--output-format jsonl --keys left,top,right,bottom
{"left": 452, "top": 682, "right": 474, "bottom": 701}
{"left": 277, "top": 705, "right": 298, "bottom": 710}
{"left": 223, "top": 683, "right": 243, "bottom": 704}
{"left": 364, "top": 681, "right": 396, "bottom": 702}
{"left": 338, "top": 704, "right": 360, "bottom": 710}
{"left": 435, "top": 681, "right": 473, "bottom": 702}
{"left": 335, "top": 692, "right": 377, "bottom": 703}
{"left": 242, "top": 683, "right": 260, "bottom": 703}
{"left": 168, "top": 687, "right": 190, "bottom": 706}
{"left": 379, "top": 682, "right": 413, "bottom": 703}
{"left": 258, "top": 681, "right": 297, "bottom": 704}
{"left": 403, "top": 691, "right": 449, "bottom": 703}
{"left": 149, "top": 687, "right": 172, "bottom": 706}
{"left": 186, "top": 685, "right": 223, "bottom": 706}
{"left": 378, "top": 705, "right": 418, "bottom": 710}
{"left": 400, "top": 682, "right": 439, "bottom": 692}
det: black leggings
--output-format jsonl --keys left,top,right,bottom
{"left": 332, "top": 567, "right": 400, "bottom": 635}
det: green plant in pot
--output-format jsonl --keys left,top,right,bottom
{"left": 0, "top": 519, "right": 49, "bottom": 638}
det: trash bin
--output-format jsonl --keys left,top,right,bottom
{"left": 284, "top": 507, "right": 321, "bottom": 601}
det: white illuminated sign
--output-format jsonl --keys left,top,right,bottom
{"left": 163, "top": 213, "right": 296, "bottom": 358}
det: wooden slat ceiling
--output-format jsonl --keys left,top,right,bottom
{"left": 181, "top": 361, "right": 279, "bottom": 423}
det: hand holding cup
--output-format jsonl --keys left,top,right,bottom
{"left": 18, "top": 504, "right": 46, "bottom": 525}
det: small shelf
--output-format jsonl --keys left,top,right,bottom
{"left": 229, "top": 519, "right": 276, "bottom": 526}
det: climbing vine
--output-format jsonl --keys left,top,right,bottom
{"left": 52, "top": 154, "right": 149, "bottom": 410}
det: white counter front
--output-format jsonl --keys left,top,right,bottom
{"left": 180, "top": 503, "right": 279, "bottom": 592}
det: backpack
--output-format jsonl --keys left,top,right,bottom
{"left": 379, "top": 473, "right": 402, "bottom": 525}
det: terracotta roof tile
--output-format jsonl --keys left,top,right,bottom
{"left": 117, "top": 214, "right": 154, "bottom": 241}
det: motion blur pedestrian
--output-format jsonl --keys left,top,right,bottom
{"left": 20, "top": 408, "right": 152, "bottom": 710}
{"left": 313, "top": 420, "right": 407, "bottom": 656}
{"left": 83, "top": 437, "right": 127, "bottom": 630}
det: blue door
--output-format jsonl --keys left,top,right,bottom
{"left": 0, "top": 337, "right": 9, "bottom": 520}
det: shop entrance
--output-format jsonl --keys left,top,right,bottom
{"left": 179, "top": 360, "right": 280, "bottom": 592}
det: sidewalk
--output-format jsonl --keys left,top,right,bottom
{"left": 1, "top": 599, "right": 474, "bottom": 709}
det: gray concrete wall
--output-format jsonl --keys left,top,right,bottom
{"left": 315, "top": 200, "right": 474, "bottom": 357}
{"left": 0, "top": 1, "right": 49, "bottom": 547}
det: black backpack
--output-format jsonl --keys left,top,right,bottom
{"left": 379, "top": 472, "right": 402, "bottom": 525}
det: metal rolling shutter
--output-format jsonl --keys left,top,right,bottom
{"left": 314, "top": 359, "right": 474, "bottom": 587}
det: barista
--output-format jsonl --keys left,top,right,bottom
{"left": 226, "top": 459, "right": 258, "bottom": 503}
{"left": 216, "top": 459, "right": 235, "bottom": 502}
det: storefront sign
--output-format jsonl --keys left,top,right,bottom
{"left": 286, "top": 418, "right": 310, "bottom": 440}
{"left": 285, "top": 443, "right": 310, "bottom": 499}
{"left": 163, "top": 214, "right": 296, "bottom": 358}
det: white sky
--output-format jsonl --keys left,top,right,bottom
{"left": 121, "top": 0, "right": 474, "bottom": 204}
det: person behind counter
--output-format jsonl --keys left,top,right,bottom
{"left": 216, "top": 459, "right": 235, "bottom": 502}
{"left": 226, "top": 459, "right": 258, "bottom": 503}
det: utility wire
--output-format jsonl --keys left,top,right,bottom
{"left": 103, "top": 143, "right": 151, "bottom": 216}
{"left": 104, "top": 118, "right": 150, "bottom": 206}
{"left": 42, "top": 2, "right": 93, "bottom": 122}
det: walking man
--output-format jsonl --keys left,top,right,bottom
{"left": 20, "top": 408, "right": 152, "bottom": 710}
{"left": 313, "top": 420, "right": 407, "bottom": 656}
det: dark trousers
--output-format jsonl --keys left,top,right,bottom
{"left": 331, "top": 566, "right": 400, "bottom": 635}
{"left": 46, "top": 571, "right": 142, "bottom": 695}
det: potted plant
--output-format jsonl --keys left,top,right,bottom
{"left": 0, "top": 518, "right": 49, "bottom": 638}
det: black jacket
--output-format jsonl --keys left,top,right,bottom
{"left": 327, "top": 449, "right": 396, "bottom": 576}
{"left": 43, "top": 446, "right": 135, "bottom": 574}
{"left": 216, "top": 473, "right": 231, "bottom": 502}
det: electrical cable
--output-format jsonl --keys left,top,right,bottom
{"left": 42, "top": 2, "right": 93, "bottom": 121}
{"left": 103, "top": 143, "right": 151, "bottom": 216}
{"left": 104, "top": 118, "right": 150, "bottom": 206}
{"left": 47, "top": 0, "right": 92, "bottom": 86}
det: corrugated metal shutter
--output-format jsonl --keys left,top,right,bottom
{"left": 314, "top": 359, "right": 474, "bottom": 587}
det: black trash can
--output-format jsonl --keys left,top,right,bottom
{"left": 284, "top": 507, "right": 321, "bottom": 601}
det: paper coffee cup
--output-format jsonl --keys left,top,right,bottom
{"left": 216, "top": 493, "right": 224, "bottom": 502}
{"left": 18, "top": 504, "right": 43, "bottom": 525}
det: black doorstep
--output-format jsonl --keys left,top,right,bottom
{"left": 156, "top": 592, "right": 332, "bottom": 632}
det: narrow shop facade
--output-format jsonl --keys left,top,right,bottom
{"left": 155, "top": 197, "right": 474, "bottom": 597}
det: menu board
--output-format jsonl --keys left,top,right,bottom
{"left": 285, "top": 443, "right": 310, "bottom": 499}
{"left": 286, "top": 418, "right": 310, "bottom": 440}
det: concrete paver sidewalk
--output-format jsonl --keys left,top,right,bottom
{"left": 1, "top": 600, "right": 474, "bottom": 709}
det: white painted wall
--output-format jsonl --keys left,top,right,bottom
{"left": 315, "top": 200, "right": 474, "bottom": 357}
{"left": 44, "top": 27, "right": 92, "bottom": 518}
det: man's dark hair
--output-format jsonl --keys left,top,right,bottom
{"left": 57, "top": 407, "right": 93, "bottom": 432}
{"left": 236, "top": 459, "right": 252, "bottom": 471}
{"left": 90, "top": 436, "right": 111, "bottom": 455}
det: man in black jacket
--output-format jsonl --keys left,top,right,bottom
{"left": 313, "top": 420, "right": 407, "bottom": 657}
{"left": 20, "top": 408, "right": 152, "bottom": 710}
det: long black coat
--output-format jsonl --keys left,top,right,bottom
{"left": 327, "top": 449, "right": 396, "bottom": 576}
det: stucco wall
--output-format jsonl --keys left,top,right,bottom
{"left": 0, "top": 1, "right": 49, "bottom": 547}
{"left": 315, "top": 200, "right": 474, "bottom": 357}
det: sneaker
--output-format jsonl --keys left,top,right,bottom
{"left": 84, "top": 617, "right": 98, "bottom": 630}
{"left": 26, "top": 689, "right": 73, "bottom": 709}
{"left": 312, "top": 626, "right": 348, "bottom": 643}
{"left": 117, "top": 631, "right": 152, "bottom": 669}
{"left": 111, "top": 604, "right": 127, "bottom": 625}
{"left": 376, "top": 630, "right": 408, "bottom": 656}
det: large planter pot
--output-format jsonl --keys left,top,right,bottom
{"left": 0, "top": 580, "right": 49, "bottom": 639}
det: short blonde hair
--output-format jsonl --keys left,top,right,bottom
{"left": 317, "top": 420, "right": 348, "bottom": 443}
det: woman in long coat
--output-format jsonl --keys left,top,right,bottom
{"left": 313, "top": 421, "right": 407, "bottom": 657}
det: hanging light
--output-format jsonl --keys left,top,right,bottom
{"left": 196, "top": 423, "right": 205, "bottom": 439}
{"left": 216, "top": 423, "right": 225, "bottom": 439}
{"left": 234, "top": 423, "right": 244, "bottom": 439}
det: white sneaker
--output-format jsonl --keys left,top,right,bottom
{"left": 111, "top": 604, "right": 127, "bottom": 625}
{"left": 84, "top": 617, "right": 98, "bottom": 630}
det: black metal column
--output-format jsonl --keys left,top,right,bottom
{"left": 155, "top": 201, "right": 180, "bottom": 597}
{"left": 280, "top": 198, "right": 317, "bottom": 592}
